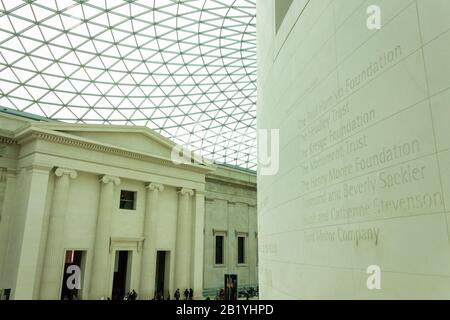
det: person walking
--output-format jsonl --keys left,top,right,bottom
{"left": 174, "top": 288, "right": 180, "bottom": 300}
{"left": 184, "top": 289, "right": 189, "bottom": 300}
{"left": 189, "top": 288, "right": 193, "bottom": 300}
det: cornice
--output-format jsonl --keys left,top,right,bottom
{"left": 206, "top": 173, "right": 256, "bottom": 190}
{"left": 33, "top": 122, "right": 175, "bottom": 150}
{"left": 0, "top": 135, "right": 17, "bottom": 145}
{"left": 32, "top": 131, "right": 148, "bottom": 160}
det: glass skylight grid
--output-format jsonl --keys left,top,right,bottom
{"left": 0, "top": 0, "right": 256, "bottom": 169}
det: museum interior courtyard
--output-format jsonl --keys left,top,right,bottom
{"left": 1, "top": 0, "right": 450, "bottom": 300}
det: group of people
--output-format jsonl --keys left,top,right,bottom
{"left": 173, "top": 288, "right": 194, "bottom": 300}
{"left": 98, "top": 288, "right": 198, "bottom": 300}
{"left": 99, "top": 289, "right": 137, "bottom": 300}
{"left": 151, "top": 288, "right": 194, "bottom": 300}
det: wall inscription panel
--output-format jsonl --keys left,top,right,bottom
{"left": 258, "top": 0, "right": 450, "bottom": 299}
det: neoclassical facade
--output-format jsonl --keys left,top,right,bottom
{"left": 0, "top": 109, "right": 257, "bottom": 300}
{"left": 203, "top": 166, "right": 258, "bottom": 296}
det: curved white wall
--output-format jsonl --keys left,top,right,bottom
{"left": 257, "top": 0, "right": 450, "bottom": 299}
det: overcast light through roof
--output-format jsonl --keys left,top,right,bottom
{"left": 0, "top": 0, "right": 257, "bottom": 169}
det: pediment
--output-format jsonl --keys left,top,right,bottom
{"left": 35, "top": 124, "right": 175, "bottom": 160}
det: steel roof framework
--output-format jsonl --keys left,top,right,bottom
{"left": 0, "top": 0, "right": 257, "bottom": 169}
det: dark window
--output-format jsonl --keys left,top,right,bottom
{"left": 237, "top": 236, "right": 246, "bottom": 264}
{"left": 215, "top": 235, "right": 224, "bottom": 265}
{"left": 120, "top": 190, "right": 136, "bottom": 210}
{"left": 275, "top": 0, "right": 294, "bottom": 33}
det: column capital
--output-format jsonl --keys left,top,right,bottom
{"left": 99, "top": 175, "right": 120, "bottom": 185}
{"left": 55, "top": 167, "right": 78, "bottom": 179}
{"left": 145, "top": 182, "right": 164, "bottom": 192}
{"left": 178, "top": 187, "right": 194, "bottom": 196}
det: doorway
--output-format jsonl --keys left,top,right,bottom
{"left": 155, "top": 251, "right": 170, "bottom": 298}
{"left": 111, "top": 251, "right": 131, "bottom": 300}
{"left": 60, "top": 250, "right": 85, "bottom": 300}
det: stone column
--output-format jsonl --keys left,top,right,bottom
{"left": 139, "top": 182, "right": 164, "bottom": 299}
{"left": 191, "top": 190, "right": 205, "bottom": 299}
{"left": 0, "top": 169, "right": 17, "bottom": 288}
{"left": 174, "top": 188, "right": 194, "bottom": 292}
{"left": 40, "top": 168, "right": 77, "bottom": 300}
{"left": 13, "top": 166, "right": 51, "bottom": 299}
{"left": 89, "top": 175, "right": 120, "bottom": 299}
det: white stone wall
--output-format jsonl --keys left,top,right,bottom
{"left": 258, "top": 0, "right": 450, "bottom": 299}
{"left": 203, "top": 167, "right": 258, "bottom": 295}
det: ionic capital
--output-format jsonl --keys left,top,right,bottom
{"left": 99, "top": 175, "right": 121, "bottom": 185}
{"left": 178, "top": 188, "right": 194, "bottom": 197}
{"left": 55, "top": 168, "right": 78, "bottom": 179}
{"left": 145, "top": 182, "right": 164, "bottom": 192}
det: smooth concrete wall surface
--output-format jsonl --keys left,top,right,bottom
{"left": 257, "top": 0, "right": 450, "bottom": 299}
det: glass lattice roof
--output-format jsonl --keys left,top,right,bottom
{"left": 0, "top": 0, "right": 256, "bottom": 169}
